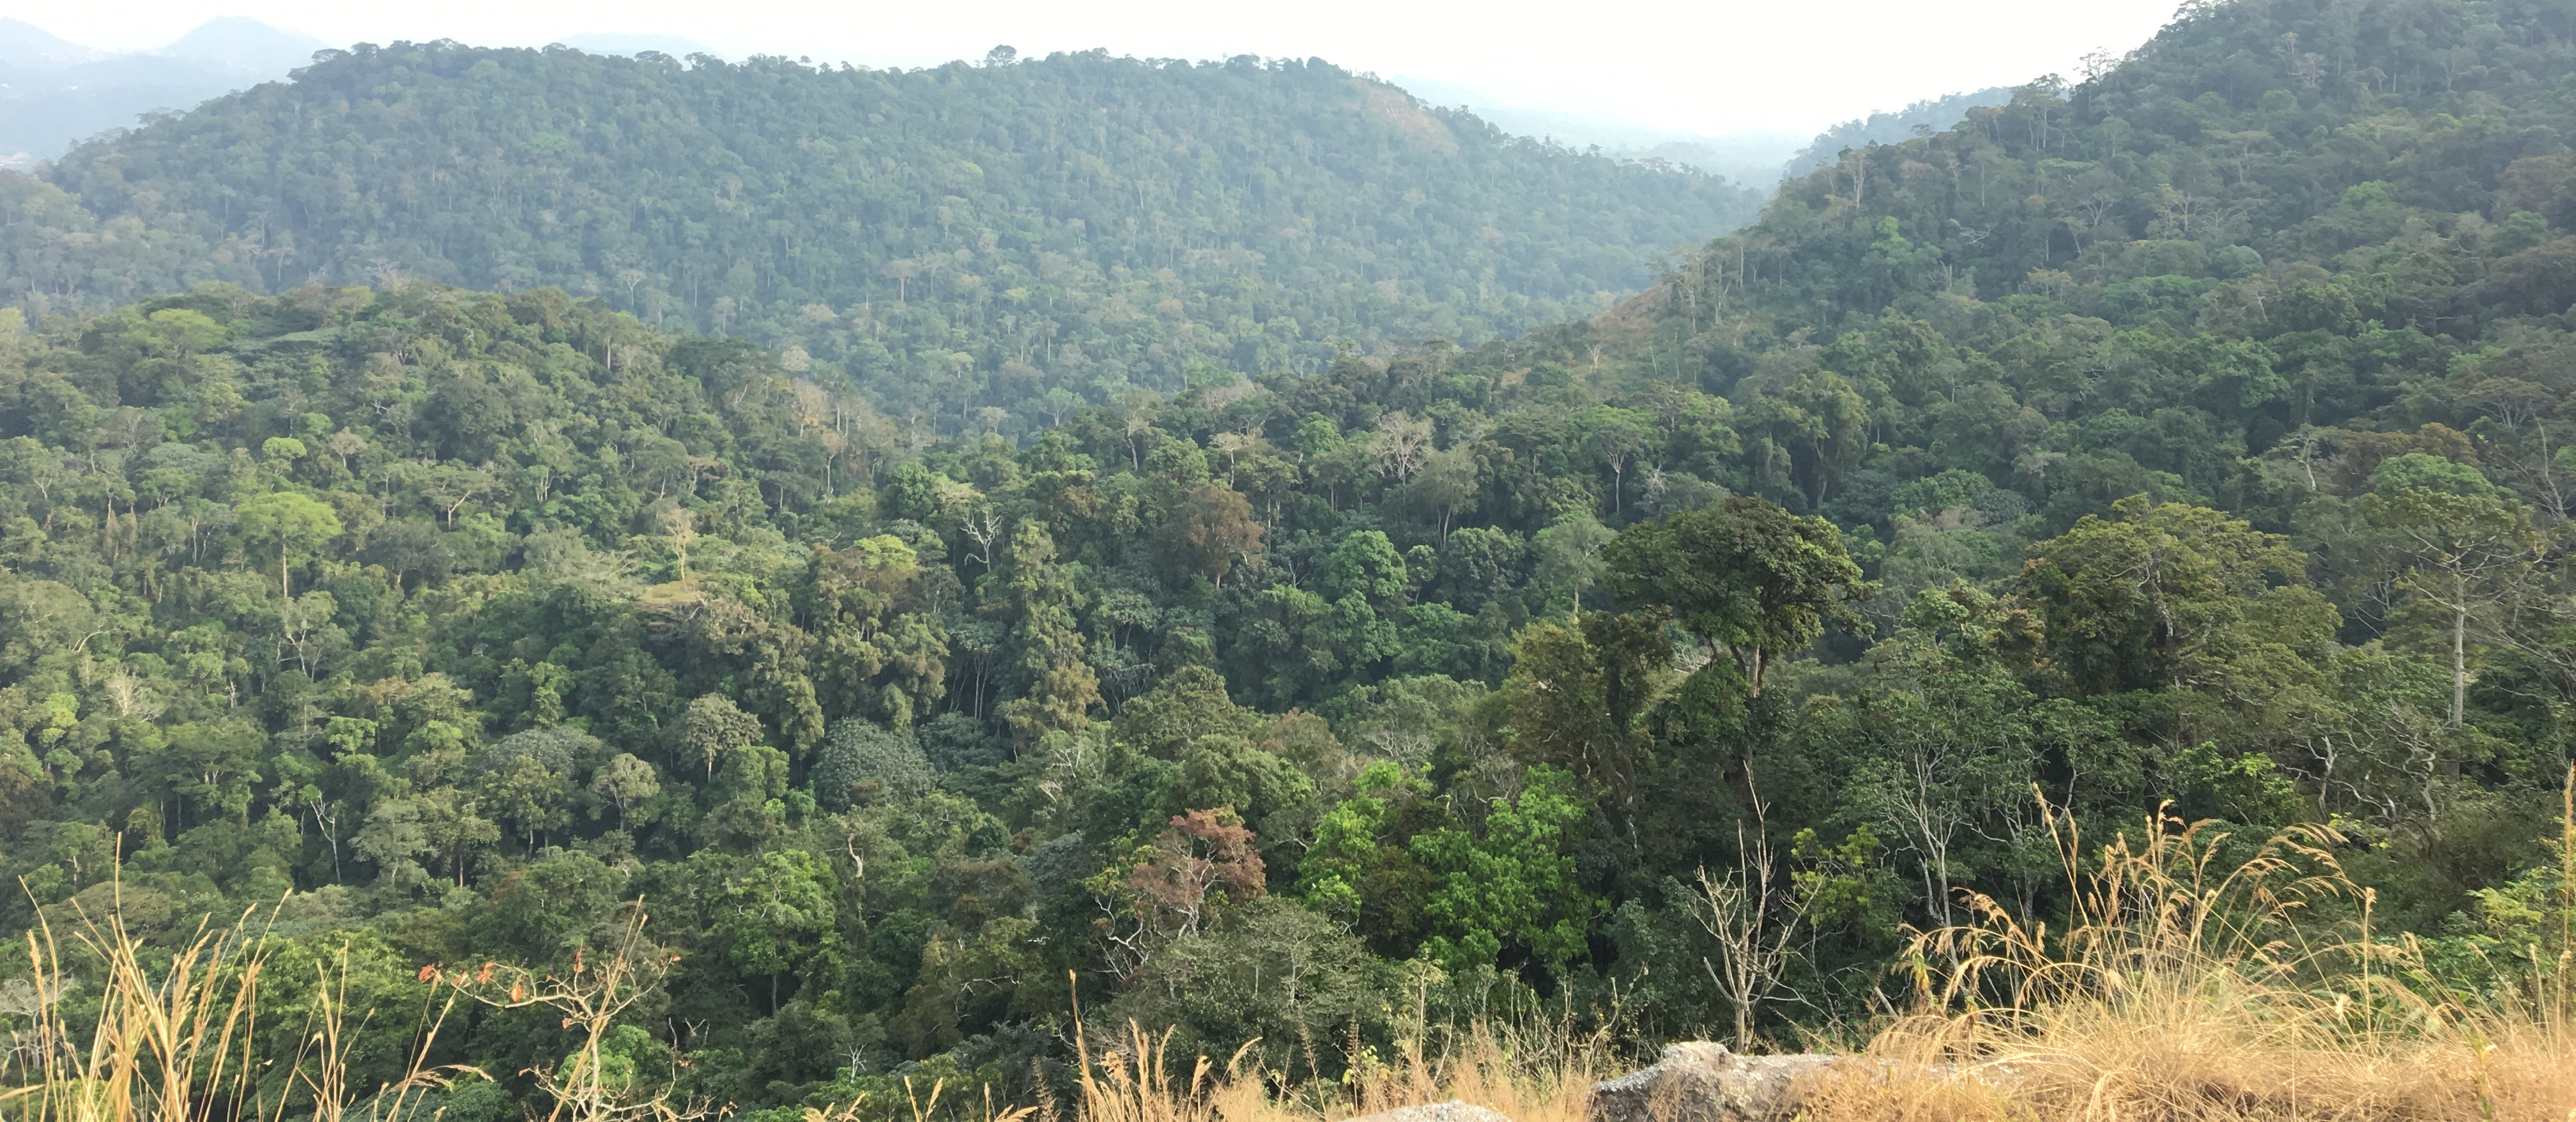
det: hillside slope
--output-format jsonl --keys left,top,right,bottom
{"left": 1635, "top": 0, "right": 2576, "bottom": 534}
{"left": 1669, "top": 0, "right": 2576, "bottom": 337}
{"left": 0, "top": 44, "right": 1761, "bottom": 427}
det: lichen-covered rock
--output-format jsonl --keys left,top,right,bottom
{"left": 1588, "top": 1042, "right": 1839, "bottom": 1122}
{"left": 1341, "top": 1100, "right": 1516, "bottom": 1122}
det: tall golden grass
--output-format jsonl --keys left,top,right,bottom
{"left": 1066, "top": 1014, "right": 1596, "bottom": 1122}
{"left": 12, "top": 776, "right": 2576, "bottom": 1122}
{"left": 1790, "top": 780, "right": 2576, "bottom": 1122}
{"left": 0, "top": 888, "right": 710, "bottom": 1122}
{"left": 0, "top": 879, "right": 465, "bottom": 1122}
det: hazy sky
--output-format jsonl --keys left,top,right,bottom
{"left": 36, "top": 0, "right": 2184, "bottom": 134}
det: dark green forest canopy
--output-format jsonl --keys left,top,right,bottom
{"left": 12, "top": 0, "right": 2576, "bottom": 1118}
{"left": 0, "top": 43, "right": 1761, "bottom": 431}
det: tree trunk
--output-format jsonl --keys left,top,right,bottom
{"left": 2452, "top": 601, "right": 2469, "bottom": 726}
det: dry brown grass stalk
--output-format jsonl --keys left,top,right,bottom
{"left": 1060, "top": 966, "right": 1598, "bottom": 1122}
{"left": 0, "top": 877, "right": 470, "bottom": 1122}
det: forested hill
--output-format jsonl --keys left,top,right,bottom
{"left": 1622, "top": 0, "right": 2576, "bottom": 591}
{"left": 1607, "top": 0, "right": 2576, "bottom": 569}
{"left": 1657, "top": 0, "right": 2576, "bottom": 383}
{"left": 0, "top": 43, "right": 1759, "bottom": 427}
{"left": 1565, "top": 0, "right": 2576, "bottom": 973}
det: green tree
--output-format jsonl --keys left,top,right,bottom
{"left": 1813, "top": 586, "right": 2083, "bottom": 926}
{"left": 1160, "top": 734, "right": 1317, "bottom": 845}
{"left": 1573, "top": 406, "right": 1656, "bottom": 515}
{"left": 1411, "top": 765, "right": 1601, "bottom": 977}
{"left": 588, "top": 753, "right": 660, "bottom": 831}
{"left": 2019, "top": 495, "right": 2315, "bottom": 696}
{"left": 704, "top": 740, "right": 792, "bottom": 848}
{"left": 148, "top": 718, "right": 264, "bottom": 828}
{"left": 1498, "top": 613, "right": 1668, "bottom": 821}
{"left": 234, "top": 491, "right": 342, "bottom": 599}
{"left": 1409, "top": 445, "right": 1482, "bottom": 536}
{"left": 1736, "top": 373, "right": 1869, "bottom": 509}
{"left": 801, "top": 534, "right": 946, "bottom": 725}
{"left": 482, "top": 754, "right": 572, "bottom": 853}
{"left": 990, "top": 522, "right": 1102, "bottom": 748}
{"left": 1604, "top": 497, "right": 1869, "bottom": 695}
{"left": 2364, "top": 467, "right": 2543, "bottom": 725}
{"left": 1298, "top": 761, "right": 1439, "bottom": 955}
{"left": 676, "top": 694, "right": 765, "bottom": 781}
{"left": 1322, "top": 530, "right": 1411, "bottom": 606}
{"left": 1114, "top": 665, "right": 1256, "bottom": 758}
{"left": 411, "top": 786, "right": 501, "bottom": 888}
{"left": 716, "top": 849, "right": 839, "bottom": 1012}
{"left": 810, "top": 718, "right": 934, "bottom": 810}
{"left": 1532, "top": 512, "right": 1614, "bottom": 611}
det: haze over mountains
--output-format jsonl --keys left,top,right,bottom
{"left": 0, "top": 16, "right": 325, "bottom": 167}
{"left": 0, "top": 19, "right": 726, "bottom": 171}
{"left": 1390, "top": 75, "right": 2014, "bottom": 186}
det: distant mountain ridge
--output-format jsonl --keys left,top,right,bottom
{"left": 0, "top": 17, "right": 111, "bottom": 68}
{"left": 1387, "top": 75, "right": 2011, "bottom": 187}
{"left": 159, "top": 17, "right": 331, "bottom": 74}
{"left": 553, "top": 33, "right": 720, "bottom": 59}
{"left": 1388, "top": 74, "right": 1809, "bottom": 185}
{"left": 1, "top": 42, "right": 1764, "bottom": 431}
{"left": 0, "top": 17, "right": 326, "bottom": 167}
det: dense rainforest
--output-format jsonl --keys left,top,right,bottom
{"left": 7, "top": 0, "right": 2576, "bottom": 1118}
{"left": 0, "top": 44, "right": 1761, "bottom": 431}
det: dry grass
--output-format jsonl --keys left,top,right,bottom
{"left": 1797, "top": 781, "right": 2576, "bottom": 1122}
{"left": 0, "top": 879, "right": 467, "bottom": 1122}
{"left": 1067, "top": 1017, "right": 1595, "bottom": 1122}
{"left": 0, "top": 884, "right": 706, "bottom": 1122}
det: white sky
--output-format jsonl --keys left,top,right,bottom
{"left": 33, "top": 0, "right": 2185, "bottom": 135}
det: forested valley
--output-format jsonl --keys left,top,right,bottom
{"left": 6, "top": 0, "right": 2576, "bottom": 1118}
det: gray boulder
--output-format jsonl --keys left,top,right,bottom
{"left": 1342, "top": 1102, "right": 1515, "bottom": 1122}
{"left": 1588, "top": 1042, "right": 1839, "bottom": 1122}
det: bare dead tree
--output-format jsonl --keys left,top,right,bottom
{"left": 1692, "top": 821, "right": 1815, "bottom": 1050}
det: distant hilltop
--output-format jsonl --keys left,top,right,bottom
{"left": 0, "top": 16, "right": 328, "bottom": 165}
{"left": 0, "top": 19, "right": 724, "bottom": 167}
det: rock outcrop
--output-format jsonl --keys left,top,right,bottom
{"left": 1342, "top": 1101, "right": 1517, "bottom": 1122}
{"left": 1587, "top": 1042, "right": 1840, "bottom": 1122}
